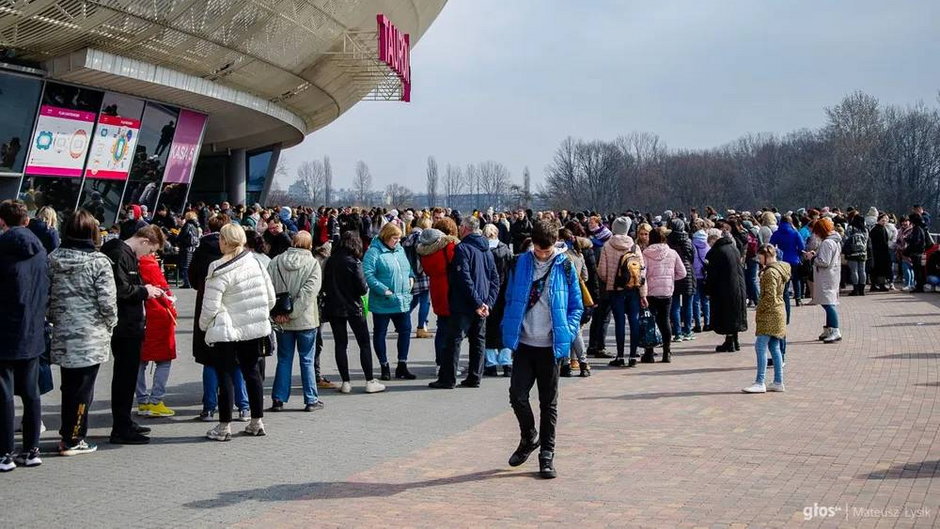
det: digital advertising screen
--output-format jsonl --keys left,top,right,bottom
{"left": 25, "top": 105, "right": 96, "bottom": 178}
{"left": 83, "top": 113, "right": 141, "bottom": 180}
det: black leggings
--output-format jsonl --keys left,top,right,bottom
{"left": 215, "top": 339, "right": 264, "bottom": 422}
{"left": 644, "top": 296, "right": 673, "bottom": 354}
{"left": 331, "top": 316, "right": 375, "bottom": 382}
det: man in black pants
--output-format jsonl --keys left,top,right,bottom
{"left": 428, "top": 216, "right": 499, "bottom": 389}
{"left": 501, "top": 220, "right": 583, "bottom": 478}
{"left": 0, "top": 200, "right": 49, "bottom": 470}
{"left": 102, "top": 225, "right": 165, "bottom": 445}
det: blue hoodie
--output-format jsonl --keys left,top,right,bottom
{"left": 769, "top": 222, "right": 805, "bottom": 266}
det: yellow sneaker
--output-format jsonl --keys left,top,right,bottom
{"left": 569, "top": 359, "right": 580, "bottom": 371}
{"left": 415, "top": 328, "right": 432, "bottom": 339}
{"left": 148, "top": 401, "right": 176, "bottom": 417}
{"left": 136, "top": 403, "right": 152, "bottom": 417}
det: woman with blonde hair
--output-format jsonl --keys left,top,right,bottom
{"left": 28, "top": 205, "right": 60, "bottom": 253}
{"left": 635, "top": 223, "right": 652, "bottom": 251}
{"left": 199, "top": 223, "right": 275, "bottom": 440}
{"left": 363, "top": 222, "right": 415, "bottom": 381}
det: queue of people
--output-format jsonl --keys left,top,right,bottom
{"left": 0, "top": 198, "right": 933, "bottom": 478}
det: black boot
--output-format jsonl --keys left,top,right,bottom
{"left": 483, "top": 366, "right": 499, "bottom": 377}
{"left": 692, "top": 324, "right": 702, "bottom": 333}
{"left": 380, "top": 363, "right": 391, "bottom": 381}
{"left": 560, "top": 364, "right": 572, "bottom": 377}
{"left": 502, "top": 366, "right": 512, "bottom": 377}
{"left": 716, "top": 336, "right": 734, "bottom": 352}
{"left": 608, "top": 357, "right": 626, "bottom": 368}
{"left": 848, "top": 285, "right": 859, "bottom": 296}
{"left": 395, "top": 362, "right": 417, "bottom": 380}
{"left": 661, "top": 350, "right": 671, "bottom": 363}
{"left": 640, "top": 349, "right": 655, "bottom": 363}
{"left": 538, "top": 450, "right": 557, "bottom": 479}
{"left": 627, "top": 356, "right": 638, "bottom": 368}
{"left": 509, "top": 435, "right": 539, "bottom": 467}
{"left": 579, "top": 362, "right": 591, "bottom": 377}
{"left": 732, "top": 333, "right": 740, "bottom": 351}
{"left": 859, "top": 285, "right": 866, "bottom": 296}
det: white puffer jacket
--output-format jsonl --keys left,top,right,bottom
{"left": 199, "top": 250, "right": 276, "bottom": 345}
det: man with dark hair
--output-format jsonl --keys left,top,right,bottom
{"left": 264, "top": 217, "right": 292, "bottom": 258}
{"left": 102, "top": 225, "right": 165, "bottom": 445}
{"left": 501, "top": 218, "right": 583, "bottom": 478}
{"left": 428, "top": 216, "right": 499, "bottom": 389}
{"left": 509, "top": 208, "right": 533, "bottom": 254}
{"left": 0, "top": 200, "right": 49, "bottom": 470}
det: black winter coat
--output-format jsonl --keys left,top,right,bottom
{"left": 704, "top": 237, "right": 747, "bottom": 335}
{"left": 0, "top": 227, "right": 49, "bottom": 360}
{"left": 668, "top": 231, "right": 696, "bottom": 296}
{"left": 485, "top": 241, "right": 514, "bottom": 349}
{"left": 322, "top": 247, "right": 368, "bottom": 320}
{"left": 447, "top": 234, "right": 500, "bottom": 316}
{"left": 101, "top": 238, "right": 148, "bottom": 338}
{"left": 869, "top": 224, "right": 891, "bottom": 280}
{"left": 510, "top": 218, "right": 533, "bottom": 254}
{"left": 189, "top": 233, "right": 222, "bottom": 365}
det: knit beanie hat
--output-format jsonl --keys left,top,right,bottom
{"left": 418, "top": 228, "right": 444, "bottom": 246}
{"left": 612, "top": 216, "right": 631, "bottom": 236}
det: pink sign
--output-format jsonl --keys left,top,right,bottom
{"left": 163, "top": 109, "right": 207, "bottom": 184}
{"left": 377, "top": 14, "right": 411, "bottom": 102}
{"left": 25, "top": 105, "right": 97, "bottom": 178}
{"left": 83, "top": 113, "right": 142, "bottom": 181}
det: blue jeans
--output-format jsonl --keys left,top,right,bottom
{"left": 610, "top": 290, "right": 641, "bottom": 358}
{"left": 372, "top": 312, "right": 412, "bottom": 365}
{"left": 670, "top": 292, "right": 693, "bottom": 336}
{"left": 823, "top": 304, "right": 839, "bottom": 329}
{"left": 136, "top": 361, "right": 171, "bottom": 404}
{"left": 901, "top": 261, "right": 915, "bottom": 288}
{"left": 485, "top": 348, "right": 513, "bottom": 367}
{"left": 693, "top": 278, "right": 710, "bottom": 328}
{"left": 272, "top": 329, "right": 319, "bottom": 405}
{"left": 755, "top": 335, "right": 783, "bottom": 385}
{"left": 202, "top": 365, "right": 248, "bottom": 412}
{"left": 410, "top": 290, "right": 431, "bottom": 329}
{"left": 746, "top": 259, "right": 760, "bottom": 303}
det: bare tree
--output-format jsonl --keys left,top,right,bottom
{"left": 477, "top": 160, "right": 510, "bottom": 209}
{"left": 465, "top": 163, "right": 479, "bottom": 209}
{"left": 323, "top": 155, "right": 333, "bottom": 206}
{"left": 353, "top": 161, "right": 372, "bottom": 206}
{"left": 295, "top": 160, "right": 326, "bottom": 205}
{"left": 443, "top": 163, "right": 463, "bottom": 208}
{"left": 426, "top": 156, "right": 439, "bottom": 207}
{"left": 386, "top": 183, "right": 415, "bottom": 207}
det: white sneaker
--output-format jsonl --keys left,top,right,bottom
{"left": 823, "top": 328, "right": 842, "bottom": 343}
{"left": 339, "top": 382, "right": 352, "bottom": 394}
{"left": 768, "top": 382, "right": 786, "bottom": 392}
{"left": 742, "top": 383, "right": 767, "bottom": 393}
{"left": 926, "top": 285, "right": 935, "bottom": 293}
{"left": 0, "top": 454, "right": 15, "bottom": 472}
{"left": 818, "top": 327, "right": 830, "bottom": 341}
{"left": 244, "top": 419, "right": 266, "bottom": 437}
{"left": 206, "top": 423, "right": 231, "bottom": 442}
{"left": 364, "top": 379, "right": 386, "bottom": 394}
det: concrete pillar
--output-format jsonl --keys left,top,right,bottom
{"left": 226, "top": 148, "right": 247, "bottom": 205}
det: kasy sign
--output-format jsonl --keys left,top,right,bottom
{"left": 377, "top": 14, "right": 411, "bottom": 102}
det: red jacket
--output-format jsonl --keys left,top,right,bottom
{"left": 139, "top": 255, "right": 177, "bottom": 362}
{"left": 419, "top": 240, "right": 457, "bottom": 317}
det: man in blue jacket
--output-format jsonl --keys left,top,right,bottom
{"left": 0, "top": 200, "right": 49, "bottom": 470}
{"left": 429, "top": 216, "right": 499, "bottom": 389}
{"left": 502, "top": 219, "right": 582, "bottom": 479}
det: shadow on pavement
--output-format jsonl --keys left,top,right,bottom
{"left": 634, "top": 366, "right": 754, "bottom": 377}
{"left": 870, "top": 353, "right": 940, "bottom": 360}
{"left": 183, "top": 469, "right": 522, "bottom": 508}
{"left": 862, "top": 460, "right": 940, "bottom": 480}
{"left": 873, "top": 322, "right": 940, "bottom": 328}
{"left": 581, "top": 390, "right": 742, "bottom": 401}
{"left": 916, "top": 382, "right": 940, "bottom": 387}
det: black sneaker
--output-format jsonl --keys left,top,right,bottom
{"left": 15, "top": 448, "right": 42, "bottom": 468}
{"left": 538, "top": 450, "right": 557, "bottom": 479}
{"left": 268, "top": 399, "right": 284, "bottom": 412}
{"left": 608, "top": 357, "right": 626, "bottom": 368}
{"left": 428, "top": 380, "right": 455, "bottom": 389}
{"left": 508, "top": 436, "right": 540, "bottom": 467}
{"left": 109, "top": 431, "right": 150, "bottom": 445}
{"left": 502, "top": 366, "right": 512, "bottom": 377}
{"left": 132, "top": 422, "right": 151, "bottom": 435}
{"left": 198, "top": 409, "right": 217, "bottom": 422}
{"left": 483, "top": 366, "right": 499, "bottom": 377}
{"left": 559, "top": 364, "right": 572, "bottom": 377}
{"left": 304, "top": 401, "right": 325, "bottom": 412}
{"left": 0, "top": 453, "right": 15, "bottom": 472}
{"left": 458, "top": 378, "right": 481, "bottom": 388}
{"left": 627, "top": 357, "right": 638, "bottom": 368}
{"left": 594, "top": 349, "right": 615, "bottom": 359}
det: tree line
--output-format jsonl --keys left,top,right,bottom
{"left": 542, "top": 91, "right": 940, "bottom": 216}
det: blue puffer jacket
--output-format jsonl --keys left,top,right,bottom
{"left": 363, "top": 236, "right": 414, "bottom": 314}
{"left": 769, "top": 222, "right": 805, "bottom": 266}
{"left": 447, "top": 233, "right": 500, "bottom": 315}
{"left": 501, "top": 250, "right": 583, "bottom": 360}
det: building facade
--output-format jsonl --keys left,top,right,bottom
{"left": 0, "top": 0, "right": 446, "bottom": 224}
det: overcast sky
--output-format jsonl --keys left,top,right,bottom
{"left": 281, "top": 0, "right": 940, "bottom": 192}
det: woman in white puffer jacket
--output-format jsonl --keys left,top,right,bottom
{"left": 199, "top": 224, "right": 275, "bottom": 441}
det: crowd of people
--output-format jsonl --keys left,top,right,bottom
{"left": 0, "top": 198, "right": 934, "bottom": 478}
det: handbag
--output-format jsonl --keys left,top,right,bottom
{"left": 638, "top": 309, "right": 662, "bottom": 349}
{"left": 270, "top": 262, "right": 294, "bottom": 317}
{"left": 578, "top": 275, "right": 595, "bottom": 309}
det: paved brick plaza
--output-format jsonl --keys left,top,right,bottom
{"left": 5, "top": 289, "right": 940, "bottom": 528}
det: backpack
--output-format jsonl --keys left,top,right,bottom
{"left": 745, "top": 231, "right": 759, "bottom": 260}
{"left": 613, "top": 246, "right": 645, "bottom": 290}
{"left": 844, "top": 228, "right": 867, "bottom": 257}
